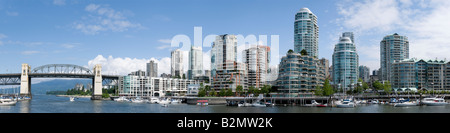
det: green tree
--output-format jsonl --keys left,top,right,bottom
{"left": 315, "top": 85, "right": 324, "bottom": 96}
{"left": 248, "top": 86, "right": 255, "bottom": 95}
{"left": 373, "top": 80, "right": 383, "bottom": 90}
{"left": 209, "top": 91, "right": 216, "bottom": 97}
{"left": 219, "top": 89, "right": 226, "bottom": 97}
{"left": 287, "top": 49, "right": 294, "bottom": 54}
{"left": 236, "top": 85, "right": 243, "bottom": 96}
{"left": 300, "top": 49, "right": 308, "bottom": 56}
{"left": 226, "top": 89, "right": 233, "bottom": 96}
{"left": 198, "top": 89, "right": 206, "bottom": 97}
{"left": 323, "top": 79, "right": 334, "bottom": 96}
{"left": 383, "top": 81, "right": 392, "bottom": 95}
{"left": 261, "top": 85, "right": 271, "bottom": 95}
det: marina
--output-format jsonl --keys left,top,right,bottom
{"left": 1, "top": 94, "right": 450, "bottom": 113}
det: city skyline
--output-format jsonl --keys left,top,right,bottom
{"left": 1, "top": 0, "right": 449, "bottom": 80}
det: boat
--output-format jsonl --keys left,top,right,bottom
{"left": 114, "top": 96, "right": 129, "bottom": 102}
{"left": 171, "top": 99, "right": 181, "bottom": 104}
{"left": 422, "top": 97, "right": 448, "bottom": 106}
{"left": 305, "top": 100, "right": 327, "bottom": 107}
{"left": 131, "top": 97, "right": 144, "bottom": 103}
{"left": 159, "top": 98, "right": 171, "bottom": 106}
{"left": 149, "top": 97, "right": 160, "bottom": 104}
{"left": 251, "top": 101, "right": 267, "bottom": 107}
{"left": 237, "top": 101, "right": 252, "bottom": 107}
{"left": 336, "top": 97, "right": 355, "bottom": 108}
{"left": 394, "top": 100, "right": 419, "bottom": 107}
{"left": 69, "top": 96, "right": 75, "bottom": 102}
{"left": 0, "top": 99, "right": 17, "bottom": 106}
{"left": 370, "top": 99, "right": 379, "bottom": 104}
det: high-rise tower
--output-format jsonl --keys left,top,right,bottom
{"left": 380, "top": 33, "right": 409, "bottom": 82}
{"left": 294, "top": 7, "right": 319, "bottom": 58}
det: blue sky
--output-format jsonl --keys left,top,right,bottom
{"left": 1, "top": 0, "right": 449, "bottom": 76}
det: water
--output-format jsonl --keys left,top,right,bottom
{"left": 2, "top": 94, "right": 450, "bottom": 113}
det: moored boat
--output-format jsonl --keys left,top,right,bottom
{"left": 336, "top": 97, "right": 355, "bottom": 108}
{"left": 0, "top": 99, "right": 17, "bottom": 106}
{"left": 422, "top": 97, "right": 448, "bottom": 106}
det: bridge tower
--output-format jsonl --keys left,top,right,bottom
{"left": 20, "top": 63, "right": 31, "bottom": 97}
{"left": 91, "top": 64, "right": 103, "bottom": 100}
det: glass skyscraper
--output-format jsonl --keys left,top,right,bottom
{"left": 294, "top": 7, "right": 319, "bottom": 58}
{"left": 171, "top": 49, "right": 183, "bottom": 78}
{"left": 332, "top": 34, "right": 359, "bottom": 91}
{"left": 188, "top": 46, "right": 203, "bottom": 79}
{"left": 380, "top": 33, "right": 409, "bottom": 82}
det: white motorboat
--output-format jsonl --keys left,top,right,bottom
{"left": 251, "top": 101, "right": 267, "bottom": 107}
{"left": 0, "top": 99, "right": 17, "bottom": 106}
{"left": 394, "top": 101, "right": 418, "bottom": 107}
{"left": 305, "top": 100, "right": 324, "bottom": 107}
{"left": 336, "top": 99, "right": 355, "bottom": 108}
{"left": 238, "top": 102, "right": 252, "bottom": 107}
{"left": 69, "top": 97, "right": 75, "bottom": 102}
{"left": 159, "top": 98, "right": 171, "bottom": 106}
{"left": 149, "top": 97, "right": 160, "bottom": 104}
{"left": 422, "top": 97, "right": 448, "bottom": 106}
{"left": 114, "top": 96, "right": 129, "bottom": 102}
{"left": 131, "top": 97, "right": 144, "bottom": 103}
{"left": 370, "top": 99, "right": 379, "bottom": 104}
{"left": 171, "top": 99, "right": 181, "bottom": 104}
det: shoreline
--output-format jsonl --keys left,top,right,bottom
{"left": 55, "top": 95, "right": 91, "bottom": 98}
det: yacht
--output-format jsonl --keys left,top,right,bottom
{"left": 422, "top": 97, "right": 448, "bottom": 106}
{"left": 131, "top": 97, "right": 145, "bottom": 103}
{"left": 336, "top": 98, "right": 355, "bottom": 108}
{"left": 114, "top": 96, "right": 129, "bottom": 102}
{"left": 394, "top": 100, "right": 419, "bottom": 107}
{"left": 0, "top": 98, "right": 17, "bottom": 106}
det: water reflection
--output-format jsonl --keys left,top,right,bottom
{"left": 19, "top": 100, "right": 30, "bottom": 113}
{"left": 92, "top": 100, "right": 102, "bottom": 113}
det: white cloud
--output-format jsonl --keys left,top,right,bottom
{"left": 337, "top": 0, "right": 450, "bottom": 69}
{"left": 61, "top": 43, "right": 77, "bottom": 49}
{"left": 53, "top": 0, "right": 66, "bottom": 6}
{"left": 87, "top": 55, "right": 171, "bottom": 76}
{"left": 337, "top": 0, "right": 402, "bottom": 33}
{"left": 158, "top": 39, "right": 172, "bottom": 44}
{"left": 21, "top": 51, "right": 40, "bottom": 55}
{"left": 157, "top": 44, "right": 171, "bottom": 50}
{"left": 5, "top": 11, "right": 19, "bottom": 16}
{"left": 74, "top": 4, "right": 142, "bottom": 35}
{"left": 0, "top": 34, "right": 6, "bottom": 39}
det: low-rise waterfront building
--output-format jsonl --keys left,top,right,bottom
{"left": 212, "top": 61, "right": 248, "bottom": 92}
{"left": 118, "top": 75, "right": 202, "bottom": 97}
{"left": 275, "top": 51, "right": 325, "bottom": 97}
{"left": 391, "top": 58, "right": 450, "bottom": 91}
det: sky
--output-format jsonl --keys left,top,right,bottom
{"left": 1, "top": 0, "right": 450, "bottom": 77}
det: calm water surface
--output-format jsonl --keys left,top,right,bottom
{"left": 1, "top": 94, "right": 450, "bottom": 113}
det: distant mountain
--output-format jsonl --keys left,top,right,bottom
{"left": 31, "top": 79, "right": 92, "bottom": 95}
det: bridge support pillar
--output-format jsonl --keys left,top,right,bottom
{"left": 20, "top": 64, "right": 32, "bottom": 98}
{"left": 91, "top": 64, "right": 103, "bottom": 100}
